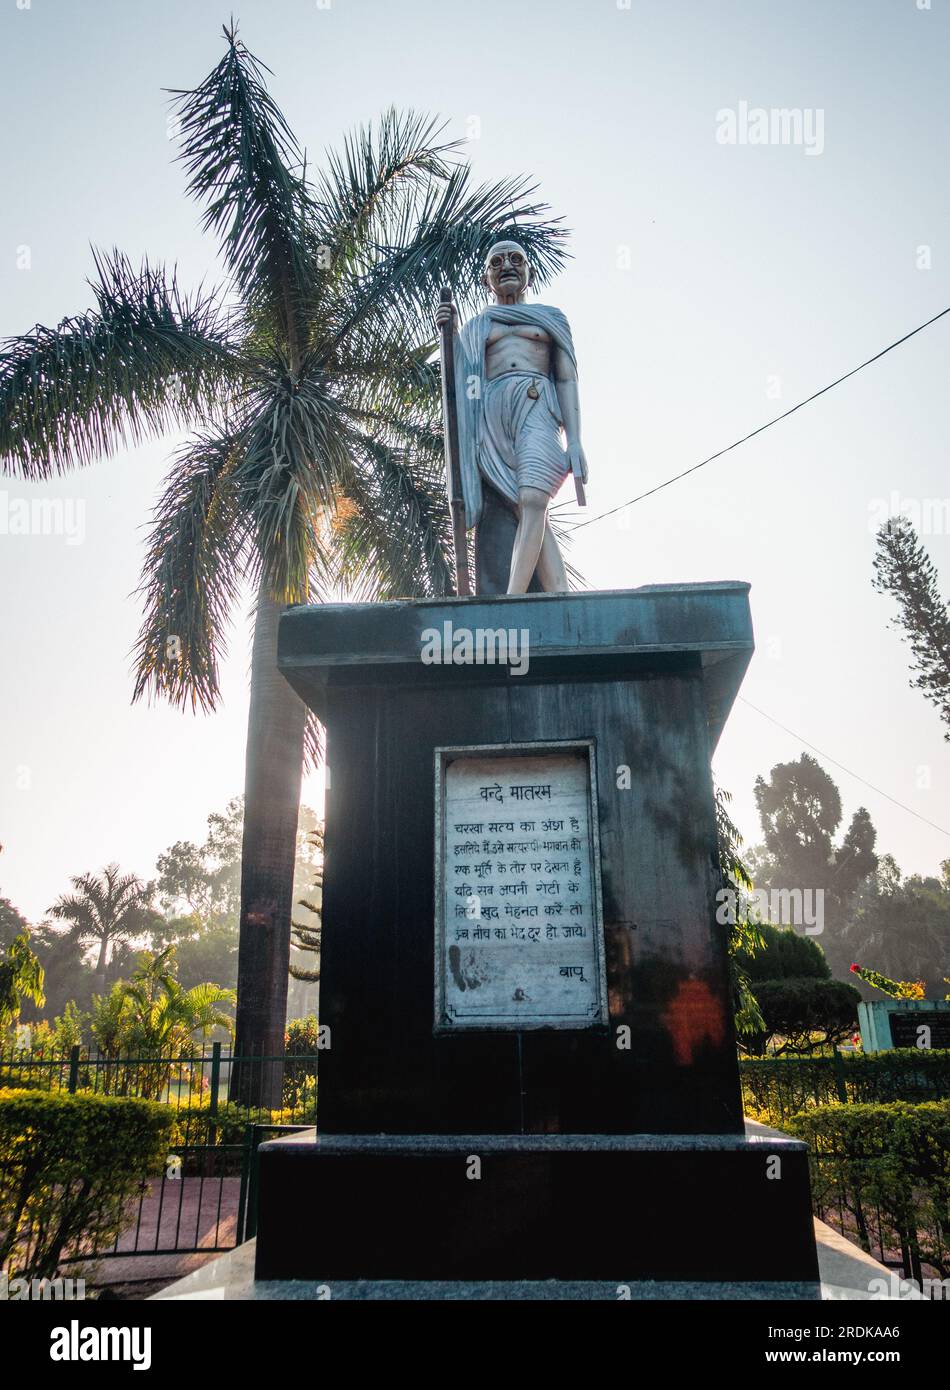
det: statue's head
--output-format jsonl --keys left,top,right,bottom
{"left": 482, "top": 240, "right": 533, "bottom": 301}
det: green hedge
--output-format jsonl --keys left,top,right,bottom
{"left": 167, "top": 1094, "right": 317, "bottom": 1149}
{"left": 0, "top": 1088, "right": 175, "bottom": 1280}
{"left": 786, "top": 1099, "right": 950, "bottom": 1277}
{"left": 741, "top": 1049, "right": 950, "bottom": 1126}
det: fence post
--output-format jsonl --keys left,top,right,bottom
{"left": 209, "top": 1042, "right": 221, "bottom": 1117}
{"left": 67, "top": 1045, "right": 80, "bottom": 1094}
{"left": 236, "top": 1123, "right": 255, "bottom": 1244}
{"left": 832, "top": 1045, "right": 848, "bottom": 1104}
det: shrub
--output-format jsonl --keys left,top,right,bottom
{"left": 786, "top": 1099, "right": 950, "bottom": 1277}
{"left": 738, "top": 923, "right": 831, "bottom": 982}
{"left": 285, "top": 1014, "right": 321, "bottom": 1054}
{"left": 166, "top": 1095, "right": 317, "bottom": 1151}
{"left": 0, "top": 1089, "right": 175, "bottom": 1279}
{"left": 749, "top": 977, "right": 861, "bottom": 1053}
{"left": 741, "top": 1049, "right": 950, "bottom": 1125}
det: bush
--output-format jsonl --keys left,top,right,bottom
{"left": 741, "top": 1049, "right": 950, "bottom": 1125}
{"left": 786, "top": 1099, "right": 950, "bottom": 1277}
{"left": 0, "top": 1089, "right": 175, "bottom": 1279}
{"left": 738, "top": 923, "right": 831, "bottom": 982}
{"left": 749, "top": 977, "right": 861, "bottom": 1053}
{"left": 166, "top": 1094, "right": 317, "bottom": 1151}
{"left": 285, "top": 1014, "right": 321, "bottom": 1054}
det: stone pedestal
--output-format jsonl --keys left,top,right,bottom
{"left": 257, "top": 583, "right": 819, "bottom": 1290}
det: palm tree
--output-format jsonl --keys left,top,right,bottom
{"left": 119, "top": 946, "right": 235, "bottom": 1045}
{"left": 91, "top": 945, "right": 235, "bottom": 1098}
{"left": 49, "top": 864, "right": 157, "bottom": 983}
{"left": 0, "top": 25, "right": 568, "bottom": 1102}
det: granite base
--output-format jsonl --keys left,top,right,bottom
{"left": 254, "top": 1129, "right": 819, "bottom": 1291}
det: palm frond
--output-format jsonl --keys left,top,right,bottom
{"left": 330, "top": 165, "right": 570, "bottom": 350}
{"left": 132, "top": 426, "right": 250, "bottom": 712}
{"left": 168, "top": 24, "right": 314, "bottom": 351}
{"left": 236, "top": 367, "right": 350, "bottom": 600}
{"left": 311, "top": 108, "right": 458, "bottom": 272}
{"left": 0, "top": 249, "right": 233, "bottom": 479}
{"left": 304, "top": 707, "right": 324, "bottom": 771}
{"left": 334, "top": 432, "right": 454, "bottom": 600}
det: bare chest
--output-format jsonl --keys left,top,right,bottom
{"left": 485, "top": 321, "right": 550, "bottom": 351}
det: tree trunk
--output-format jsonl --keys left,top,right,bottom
{"left": 230, "top": 584, "right": 308, "bottom": 1109}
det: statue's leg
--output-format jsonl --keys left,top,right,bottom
{"left": 508, "top": 486, "right": 549, "bottom": 593}
{"left": 475, "top": 483, "right": 542, "bottom": 595}
{"left": 534, "top": 520, "right": 570, "bottom": 593}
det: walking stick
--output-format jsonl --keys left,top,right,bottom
{"left": 438, "top": 286, "right": 471, "bottom": 597}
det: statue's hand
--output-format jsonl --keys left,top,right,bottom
{"left": 434, "top": 302, "right": 458, "bottom": 334}
{"left": 568, "top": 443, "right": 589, "bottom": 485}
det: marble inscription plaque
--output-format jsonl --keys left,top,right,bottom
{"left": 435, "top": 743, "right": 607, "bottom": 1031}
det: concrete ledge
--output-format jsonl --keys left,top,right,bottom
{"left": 278, "top": 583, "right": 754, "bottom": 748}
{"left": 153, "top": 1220, "right": 905, "bottom": 1301}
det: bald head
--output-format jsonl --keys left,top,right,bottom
{"left": 482, "top": 240, "right": 533, "bottom": 302}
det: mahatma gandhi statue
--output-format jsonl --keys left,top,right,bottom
{"left": 435, "top": 240, "right": 588, "bottom": 595}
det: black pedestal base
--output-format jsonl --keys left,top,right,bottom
{"left": 254, "top": 1130, "right": 820, "bottom": 1291}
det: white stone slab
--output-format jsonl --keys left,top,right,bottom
{"left": 434, "top": 743, "right": 607, "bottom": 1030}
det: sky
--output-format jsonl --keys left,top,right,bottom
{"left": 1, "top": 0, "right": 949, "bottom": 921}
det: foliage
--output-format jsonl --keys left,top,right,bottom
{"left": 169, "top": 920, "right": 240, "bottom": 992}
{"left": 747, "top": 977, "right": 861, "bottom": 1054}
{"left": 285, "top": 1014, "right": 322, "bottom": 1055}
{"left": 155, "top": 796, "right": 325, "bottom": 927}
{"left": 0, "top": 1089, "right": 174, "bottom": 1279}
{"left": 16, "top": 920, "right": 95, "bottom": 1024}
{"left": 88, "top": 983, "right": 130, "bottom": 1060}
{"left": 48, "top": 864, "right": 160, "bottom": 978}
{"left": 751, "top": 754, "right": 878, "bottom": 908}
{"left": 740, "top": 1049, "right": 950, "bottom": 1127}
{"left": 733, "top": 921, "right": 859, "bottom": 1055}
{"left": 0, "top": 934, "right": 45, "bottom": 1036}
{"left": 715, "top": 786, "right": 765, "bottom": 1036}
{"left": 290, "top": 825, "right": 323, "bottom": 984}
{"left": 839, "top": 859, "right": 950, "bottom": 1002}
{"left": 167, "top": 1091, "right": 317, "bottom": 1148}
{"left": 873, "top": 515, "right": 950, "bottom": 740}
{"left": 850, "top": 963, "right": 926, "bottom": 999}
{"left": 0, "top": 897, "right": 30, "bottom": 953}
{"left": 739, "top": 921, "right": 831, "bottom": 983}
{"left": 87, "top": 946, "right": 234, "bottom": 1095}
{"left": 50, "top": 1002, "right": 84, "bottom": 1054}
{"left": 786, "top": 1099, "right": 950, "bottom": 1277}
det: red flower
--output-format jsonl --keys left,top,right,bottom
{"left": 850, "top": 963, "right": 860, "bottom": 972}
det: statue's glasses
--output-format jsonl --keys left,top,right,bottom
{"left": 488, "top": 251, "right": 525, "bottom": 269}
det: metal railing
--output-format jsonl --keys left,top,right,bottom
{"left": 0, "top": 1044, "right": 319, "bottom": 1268}
{"left": 739, "top": 1049, "right": 950, "bottom": 1127}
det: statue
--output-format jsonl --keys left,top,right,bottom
{"left": 436, "top": 241, "right": 588, "bottom": 595}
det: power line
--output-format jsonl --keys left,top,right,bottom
{"left": 736, "top": 695, "right": 950, "bottom": 840}
{"left": 571, "top": 303, "right": 950, "bottom": 531}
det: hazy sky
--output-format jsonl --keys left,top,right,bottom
{"left": 1, "top": 0, "right": 949, "bottom": 921}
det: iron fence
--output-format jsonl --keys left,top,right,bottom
{"left": 739, "top": 1049, "right": 950, "bottom": 1128}
{"left": 0, "top": 1043, "right": 319, "bottom": 1270}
